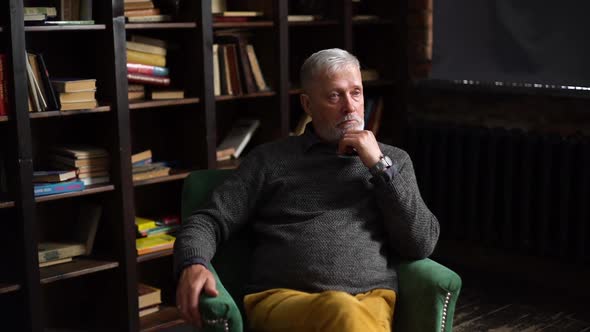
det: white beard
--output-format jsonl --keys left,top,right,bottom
{"left": 315, "top": 114, "right": 365, "bottom": 143}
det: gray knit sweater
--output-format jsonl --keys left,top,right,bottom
{"left": 174, "top": 128, "right": 439, "bottom": 294}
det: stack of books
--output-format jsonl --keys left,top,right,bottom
{"left": 131, "top": 149, "right": 171, "bottom": 181}
{"left": 216, "top": 118, "right": 260, "bottom": 162}
{"left": 135, "top": 216, "right": 177, "bottom": 256}
{"left": 124, "top": 0, "right": 171, "bottom": 23}
{"left": 138, "top": 283, "right": 162, "bottom": 317}
{"left": 126, "top": 35, "right": 184, "bottom": 100}
{"left": 135, "top": 215, "right": 180, "bottom": 238}
{"left": 49, "top": 145, "right": 110, "bottom": 186}
{"left": 23, "top": 7, "right": 57, "bottom": 23}
{"left": 213, "top": 30, "right": 269, "bottom": 96}
{"left": 51, "top": 78, "right": 98, "bottom": 111}
{"left": 33, "top": 169, "right": 83, "bottom": 197}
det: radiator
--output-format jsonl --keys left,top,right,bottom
{"left": 403, "top": 122, "right": 590, "bottom": 262}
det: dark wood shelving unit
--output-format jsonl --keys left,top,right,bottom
{"left": 139, "top": 306, "right": 185, "bottom": 332}
{"left": 125, "top": 22, "right": 197, "bottom": 30}
{"left": 39, "top": 258, "right": 119, "bottom": 284}
{"left": 136, "top": 248, "right": 173, "bottom": 263}
{"left": 2, "top": 0, "right": 401, "bottom": 330}
{"left": 213, "top": 21, "right": 274, "bottom": 29}
{"left": 24, "top": 24, "right": 107, "bottom": 32}
{"left": 0, "top": 283, "right": 20, "bottom": 294}
{"left": 34, "top": 184, "right": 115, "bottom": 203}
{"left": 128, "top": 98, "right": 200, "bottom": 110}
{"left": 29, "top": 106, "right": 111, "bottom": 118}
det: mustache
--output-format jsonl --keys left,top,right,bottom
{"left": 337, "top": 114, "right": 363, "bottom": 125}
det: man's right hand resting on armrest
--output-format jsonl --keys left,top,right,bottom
{"left": 176, "top": 264, "right": 219, "bottom": 328}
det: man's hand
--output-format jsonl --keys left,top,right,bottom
{"left": 176, "top": 264, "right": 219, "bottom": 328}
{"left": 338, "top": 130, "right": 382, "bottom": 168}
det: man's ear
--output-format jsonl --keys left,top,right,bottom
{"left": 300, "top": 94, "right": 312, "bottom": 116}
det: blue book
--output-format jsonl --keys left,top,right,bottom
{"left": 34, "top": 180, "right": 85, "bottom": 197}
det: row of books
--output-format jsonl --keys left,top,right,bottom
{"left": 24, "top": 2, "right": 94, "bottom": 25}
{"left": 25, "top": 51, "right": 98, "bottom": 112}
{"left": 131, "top": 149, "right": 171, "bottom": 181}
{"left": 213, "top": 30, "right": 269, "bottom": 96}
{"left": 126, "top": 34, "right": 184, "bottom": 101}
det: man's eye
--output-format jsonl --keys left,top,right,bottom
{"left": 329, "top": 93, "right": 339, "bottom": 99}
{"left": 352, "top": 90, "right": 361, "bottom": 96}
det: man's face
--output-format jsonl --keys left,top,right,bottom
{"left": 301, "top": 65, "right": 364, "bottom": 143}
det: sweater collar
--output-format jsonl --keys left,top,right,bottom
{"left": 300, "top": 124, "right": 339, "bottom": 152}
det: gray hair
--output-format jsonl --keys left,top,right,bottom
{"left": 300, "top": 48, "right": 360, "bottom": 92}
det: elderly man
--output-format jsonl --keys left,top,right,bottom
{"left": 174, "top": 48, "right": 439, "bottom": 332}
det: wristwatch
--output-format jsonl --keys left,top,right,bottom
{"left": 369, "top": 154, "right": 393, "bottom": 176}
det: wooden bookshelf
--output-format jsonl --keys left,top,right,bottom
{"left": 34, "top": 184, "right": 115, "bottom": 203}
{"left": 139, "top": 306, "right": 185, "bottom": 332}
{"left": 137, "top": 248, "right": 173, "bottom": 263}
{"left": 2, "top": 0, "right": 402, "bottom": 330}
{"left": 24, "top": 24, "right": 107, "bottom": 32}
{"left": 125, "top": 22, "right": 197, "bottom": 30}
{"left": 29, "top": 106, "right": 111, "bottom": 118}
{"left": 39, "top": 258, "right": 119, "bottom": 284}
{"left": 128, "top": 98, "right": 200, "bottom": 110}
{"left": 0, "top": 283, "right": 20, "bottom": 294}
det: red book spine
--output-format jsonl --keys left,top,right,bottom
{"left": 127, "top": 63, "right": 169, "bottom": 77}
{"left": 127, "top": 73, "right": 171, "bottom": 86}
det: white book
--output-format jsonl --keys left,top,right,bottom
{"left": 212, "top": 44, "right": 221, "bottom": 96}
{"left": 216, "top": 119, "right": 260, "bottom": 160}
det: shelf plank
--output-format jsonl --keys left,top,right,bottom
{"left": 35, "top": 184, "right": 115, "bottom": 203}
{"left": 140, "top": 306, "right": 186, "bottom": 332}
{"left": 29, "top": 106, "right": 111, "bottom": 118}
{"left": 125, "top": 22, "right": 197, "bottom": 30}
{"left": 40, "top": 258, "right": 119, "bottom": 284}
{"left": 0, "top": 200, "right": 15, "bottom": 209}
{"left": 288, "top": 19, "right": 339, "bottom": 27}
{"left": 133, "top": 171, "right": 190, "bottom": 187}
{"left": 0, "top": 115, "right": 8, "bottom": 122}
{"left": 137, "top": 248, "right": 173, "bottom": 263}
{"left": 129, "top": 98, "right": 200, "bottom": 110}
{"left": 213, "top": 21, "right": 274, "bottom": 29}
{"left": 216, "top": 91, "right": 276, "bottom": 101}
{"left": 0, "top": 283, "right": 20, "bottom": 295}
{"left": 25, "top": 24, "right": 107, "bottom": 32}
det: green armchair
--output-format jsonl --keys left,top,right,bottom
{"left": 180, "top": 169, "right": 462, "bottom": 332}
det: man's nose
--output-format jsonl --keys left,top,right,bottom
{"left": 341, "top": 94, "right": 355, "bottom": 113}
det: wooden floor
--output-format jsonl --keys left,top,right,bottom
{"left": 453, "top": 268, "right": 590, "bottom": 332}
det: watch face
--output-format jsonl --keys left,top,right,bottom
{"left": 383, "top": 156, "right": 393, "bottom": 167}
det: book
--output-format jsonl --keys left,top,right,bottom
{"left": 51, "top": 145, "right": 108, "bottom": 159}
{"left": 135, "top": 217, "right": 157, "bottom": 232}
{"left": 50, "top": 154, "right": 109, "bottom": 168}
{"left": 139, "top": 305, "right": 160, "bottom": 317}
{"left": 79, "top": 175, "right": 110, "bottom": 186}
{"left": 60, "top": 100, "right": 98, "bottom": 111}
{"left": 216, "top": 119, "right": 260, "bottom": 160}
{"left": 127, "top": 15, "right": 172, "bottom": 23}
{"left": 127, "top": 50, "right": 166, "bottom": 67}
{"left": 138, "top": 224, "right": 179, "bottom": 238}
{"left": 24, "top": 14, "right": 47, "bottom": 22}
{"left": 77, "top": 170, "right": 108, "bottom": 179}
{"left": 223, "top": 44, "right": 242, "bottom": 95}
{"left": 124, "top": 8, "right": 161, "bottom": 17}
{"left": 44, "top": 20, "right": 95, "bottom": 25}
{"left": 39, "top": 257, "right": 73, "bottom": 268}
{"left": 33, "top": 170, "right": 78, "bottom": 183}
{"left": 216, "top": 11, "right": 263, "bottom": 17}
{"left": 292, "top": 113, "right": 311, "bottom": 136}
{"left": 51, "top": 78, "right": 96, "bottom": 93}
{"left": 288, "top": 15, "right": 321, "bottom": 22}
{"left": 132, "top": 166, "right": 170, "bottom": 181}
{"left": 131, "top": 149, "right": 152, "bottom": 164}
{"left": 124, "top": 1, "right": 154, "bottom": 11}
{"left": 138, "top": 283, "right": 161, "bottom": 309}
{"left": 35, "top": 53, "right": 61, "bottom": 111}
{"left": 59, "top": 90, "right": 96, "bottom": 103}
{"left": 150, "top": 89, "right": 184, "bottom": 100}
{"left": 24, "top": 7, "right": 58, "bottom": 17}
{"left": 126, "top": 41, "right": 166, "bottom": 56}
{"left": 129, "top": 35, "right": 167, "bottom": 49}
{"left": 127, "top": 63, "right": 169, "bottom": 77}
{"left": 246, "top": 44, "right": 269, "bottom": 91}
{"left": 34, "top": 180, "right": 85, "bottom": 197}
{"left": 27, "top": 53, "right": 49, "bottom": 110}
{"left": 38, "top": 242, "right": 86, "bottom": 264}
{"left": 25, "top": 52, "right": 46, "bottom": 112}
{"left": 127, "top": 73, "right": 170, "bottom": 86}
{"left": 136, "top": 234, "right": 175, "bottom": 255}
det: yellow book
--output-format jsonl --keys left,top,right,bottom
{"left": 136, "top": 234, "right": 175, "bottom": 255}
{"left": 126, "top": 41, "right": 166, "bottom": 56}
{"left": 135, "top": 217, "right": 157, "bottom": 231}
{"left": 127, "top": 50, "right": 166, "bottom": 67}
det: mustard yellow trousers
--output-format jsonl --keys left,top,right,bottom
{"left": 244, "top": 288, "right": 396, "bottom": 332}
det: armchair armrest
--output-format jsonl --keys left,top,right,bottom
{"left": 394, "top": 258, "right": 462, "bottom": 332}
{"left": 198, "top": 264, "right": 244, "bottom": 332}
